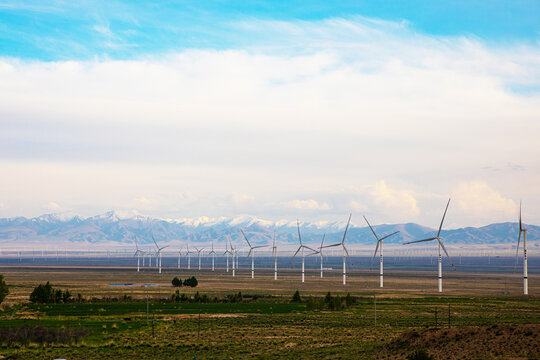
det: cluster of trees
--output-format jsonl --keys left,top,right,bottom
{"left": 0, "top": 275, "right": 8, "bottom": 305}
{"left": 29, "top": 282, "right": 72, "bottom": 304}
{"left": 171, "top": 291, "right": 248, "bottom": 303}
{"left": 171, "top": 276, "right": 198, "bottom": 287}
{"left": 304, "top": 291, "right": 355, "bottom": 311}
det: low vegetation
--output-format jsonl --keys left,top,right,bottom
{"left": 0, "top": 274, "right": 8, "bottom": 305}
{"left": 29, "top": 282, "right": 71, "bottom": 304}
{"left": 171, "top": 276, "right": 198, "bottom": 287}
{"left": 0, "top": 269, "right": 538, "bottom": 359}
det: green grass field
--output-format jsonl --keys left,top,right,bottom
{"left": 0, "top": 267, "right": 538, "bottom": 359}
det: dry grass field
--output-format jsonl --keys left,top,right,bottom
{"left": 0, "top": 266, "right": 538, "bottom": 359}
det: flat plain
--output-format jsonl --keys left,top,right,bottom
{"left": 0, "top": 265, "right": 538, "bottom": 359}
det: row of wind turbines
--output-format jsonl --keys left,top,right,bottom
{"left": 133, "top": 199, "right": 530, "bottom": 294}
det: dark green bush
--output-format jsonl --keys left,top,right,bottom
{"left": 407, "top": 349, "right": 433, "bottom": 360}
{"left": 183, "top": 276, "right": 198, "bottom": 287}
{"left": 0, "top": 274, "right": 8, "bottom": 304}
{"left": 172, "top": 277, "right": 182, "bottom": 287}
{"left": 29, "top": 282, "right": 72, "bottom": 304}
{"left": 292, "top": 290, "right": 301, "bottom": 303}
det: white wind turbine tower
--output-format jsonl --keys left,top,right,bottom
{"left": 403, "top": 198, "right": 455, "bottom": 293}
{"left": 133, "top": 239, "right": 144, "bottom": 272}
{"left": 241, "top": 229, "right": 267, "bottom": 279}
{"left": 186, "top": 244, "right": 193, "bottom": 270}
{"left": 272, "top": 231, "right": 278, "bottom": 280}
{"left": 364, "top": 216, "right": 399, "bottom": 288}
{"left": 177, "top": 248, "right": 182, "bottom": 269}
{"left": 223, "top": 239, "right": 232, "bottom": 273}
{"left": 293, "top": 219, "right": 317, "bottom": 283}
{"left": 514, "top": 201, "right": 529, "bottom": 295}
{"left": 229, "top": 238, "right": 237, "bottom": 277}
{"left": 152, "top": 235, "right": 169, "bottom": 274}
{"left": 209, "top": 240, "right": 216, "bottom": 271}
{"left": 195, "top": 247, "right": 204, "bottom": 270}
{"left": 309, "top": 234, "right": 326, "bottom": 279}
{"left": 322, "top": 214, "right": 352, "bottom": 285}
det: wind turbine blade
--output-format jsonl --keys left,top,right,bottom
{"left": 293, "top": 246, "right": 301, "bottom": 258}
{"left": 343, "top": 244, "right": 350, "bottom": 258}
{"left": 320, "top": 234, "right": 326, "bottom": 249}
{"left": 321, "top": 243, "right": 342, "bottom": 249}
{"left": 369, "top": 240, "right": 380, "bottom": 270}
{"left": 514, "top": 229, "right": 522, "bottom": 272}
{"left": 297, "top": 219, "right": 302, "bottom": 245}
{"left": 247, "top": 248, "right": 252, "bottom": 258}
{"left": 160, "top": 245, "right": 169, "bottom": 251}
{"left": 379, "top": 231, "right": 400, "bottom": 241}
{"left": 304, "top": 245, "right": 317, "bottom": 252}
{"left": 253, "top": 245, "right": 267, "bottom": 249}
{"left": 342, "top": 213, "right": 352, "bottom": 244}
{"left": 151, "top": 234, "right": 159, "bottom": 250}
{"left": 363, "top": 216, "right": 380, "bottom": 241}
{"left": 519, "top": 200, "right": 523, "bottom": 231}
{"left": 438, "top": 238, "right": 456, "bottom": 270}
{"left": 437, "top": 198, "right": 451, "bottom": 238}
{"left": 240, "top": 229, "right": 252, "bottom": 248}
{"left": 273, "top": 230, "right": 276, "bottom": 249}
{"left": 403, "top": 237, "right": 437, "bottom": 245}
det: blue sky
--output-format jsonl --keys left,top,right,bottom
{"left": 0, "top": 1, "right": 539, "bottom": 228}
{"left": 1, "top": 1, "right": 539, "bottom": 60}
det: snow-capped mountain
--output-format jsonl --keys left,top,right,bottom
{"left": 0, "top": 211, "right": 538, "bottom": 249}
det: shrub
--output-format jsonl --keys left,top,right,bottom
{"left": 325, "top": 291, "right": 332, "bottom": 303}
{"left": 29, "top": 282, "right": 72, "bottom": 304}
{"left": 407, "top": 349, "right": 433, "bottom": 360}
{"left": 172, "top": 277, "right": 182, "bottom": 287}
{"left": 345, "top": 292, "right": 353, "bottom": 306}
{"left": 0, "top": 274, "right": 8, "bottom": 304}
{"left": 183, "top": 276, "right": 198, "bottom": 287}
{"left": 292, "top": 290, "right": 301, "bottom": 303}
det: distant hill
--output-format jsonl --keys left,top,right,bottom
{"left": 0, "top": 211, "right": 538, "bottom": 250}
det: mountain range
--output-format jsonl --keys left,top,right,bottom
{"left": 0, "top": 211, "right": 538, "bottom": 251}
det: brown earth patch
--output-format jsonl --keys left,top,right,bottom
{"left": 385, "top": 323, "right": 540, "bottom": 359}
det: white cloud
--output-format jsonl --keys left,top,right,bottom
{"left": 0, "top": 17, "right": 539, "bottom": 225}
{"left": 42, "top": 201, "right": 62, "bottom": 211}
{"left": 453, "top": 181, "right": 516, "bottom": 222}
{"left": 284, "top": 199, "right": 331, "bottom": 210}
{"left": 370, "top": 181, "right": 420, "bottom": 215}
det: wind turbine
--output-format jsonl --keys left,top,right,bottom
{"left": 194, "top": 247, "right": 204, "bottom": 270}
{"left": 209, "top": 240, "right": 216, "bottom": 271}
{"left": 229, "top": 238, "right": 237, "bottom": 277}
{"left": 177, "top": 248, "right": 182, "bottom": 269}
{"left": 514, "top": 201, "right": 528, "bottom": 295}
{"left": 272, "top": 231, "right": 278, "bottom": 280}
{"left": 186, "top": 244, "right": 194, "bottom": 270}
{"left": 322, "top": 214, "right": 352, "bottom": 285}
{"left": 293, "top": 219, "right": 317, "bottom": 283}
{"left": 152, "top": 235, "right": 169, "bottom": 274}
{"left": 308, "top": 234, "right": 326, "bottom": 278}
{"left": 403, "top": 198, "right": 455, "bottom": 293}
{"left": 241, "top": 229, "right": 267, "bottom": 279}
{"left": 134, "top": 239, "right": 144, "bottom": 272}
{"left": 364, "top": 216, "right": 399, "bottom": 288}
{"left": 224, "top": 238, "right": 232, "bottom": 273}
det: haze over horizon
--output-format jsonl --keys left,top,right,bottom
{"left": 1, "top": 1, "right": 539, "bottom": 229}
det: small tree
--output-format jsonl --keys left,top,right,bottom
{"left": 183, "top": 276, "right": 198, "bottom": 287}
{"left": 292, "top": 290, "right": 301, "bottom": 303}
{"left": 0, "top": 275, "right": 8, "bottom": 304}
{"left": 345, "top": 292, "right": 353, "bottom": 306}
{"left": 172, "top": 277, "right": 182, "bottom": 287}
{"left": 325, "top": 291, "right": 332, "bottom": 303}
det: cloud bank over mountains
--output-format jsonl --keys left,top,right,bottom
{"left": 0, "top": 14, "right": 539, "bottom": 227}
{"left": 0, "top": 211, "right": 538, "bottom": 252}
